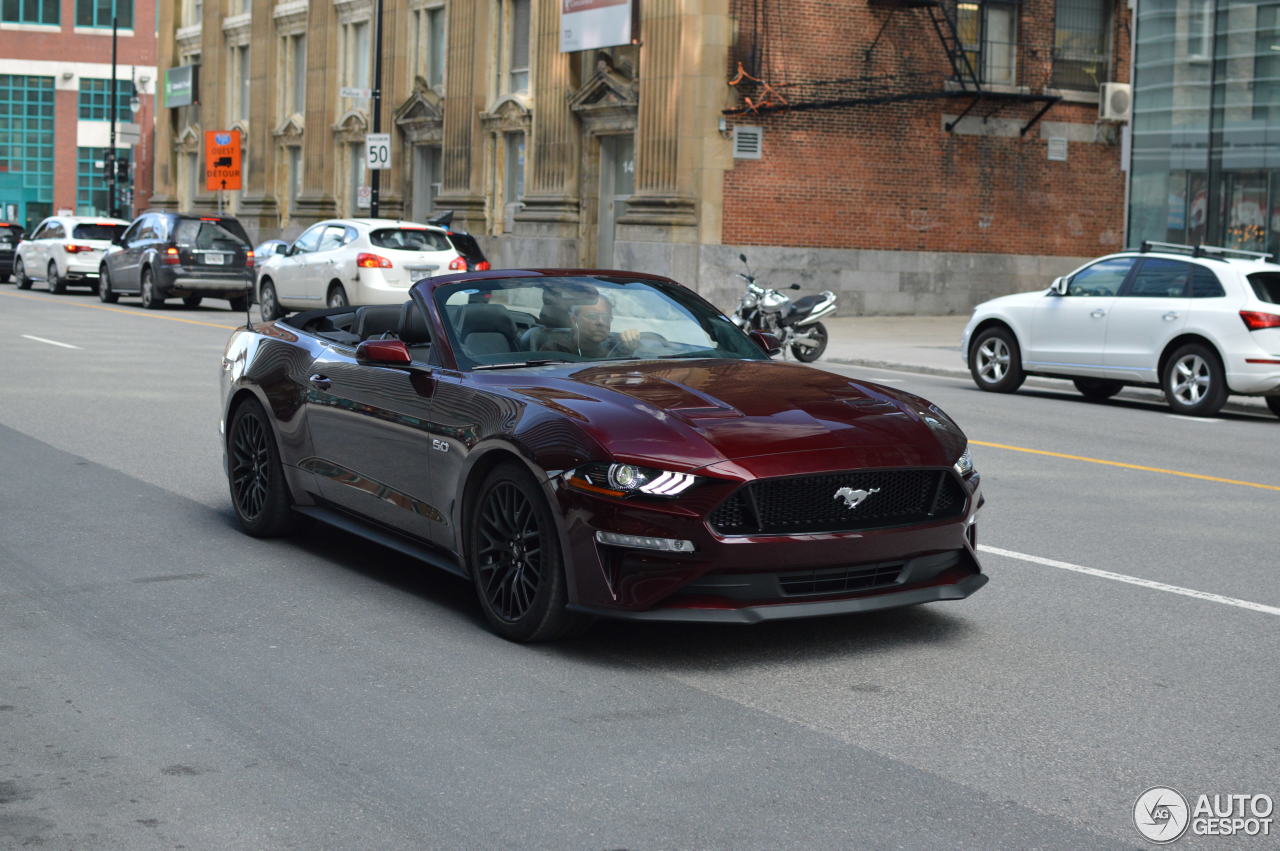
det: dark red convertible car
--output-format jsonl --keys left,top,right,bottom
{"left": 220, "top": 269, "right": 986, "bottom": 641}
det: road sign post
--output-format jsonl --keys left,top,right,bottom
{"left": 205, "top": 130, "right": 243, "bottom": 212}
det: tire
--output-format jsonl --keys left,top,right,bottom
{"left": 326, "top": 283, "right": 349, "bottom": 308}
{"left": 1073, "top": 378, "right": 1123, "bottom": 401}
{"left": 182, "top": 295, "right": 203, "bottom": 308}
{"left": 791, "top": 321, "right": 829, "bottom": 362}
{"left": 227, "top": 397, "right": 297, "bottom": 537}
{"left": 47, "top": 261, "right": 66, "bottom": 294}
{"left": 468, "top": 462, "right": 589, "bottom": 642}
{"left": 227, "top": 294, "right": 250, "bottom": 313}
{"left": 969, "top": 326, "right": 1026, "bottom": 393}
{"left": 14, "top": 257, "right": 31, "bottom": 290}
{"left": 140, "top": 268, "right": 164, "bottom": 309}
{"left": 1266, "top": 396, "right": 1280, "bottom": 420}
{"left": 1162, "top": 342, "right": 1227, "bottom": 416}
{"left": 98, "top": 266, "right": 119, "bottom": 303}
{"left": 258, "top": 278, "right": 284, "bottom": 321}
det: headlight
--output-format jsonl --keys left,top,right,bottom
{"left": 953, "top": 448, "right": 974, "bottom": 477}
{"left": 566, "top": 462, "right": 699, "bottom": 497}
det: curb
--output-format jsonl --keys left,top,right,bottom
{"left": 823, "top": 356, "right": 1275, "bottom": 419}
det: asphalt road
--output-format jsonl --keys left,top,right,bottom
{"left": 2, "top": 285, "right": 1278, "bottom": 849}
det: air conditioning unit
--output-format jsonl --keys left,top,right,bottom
{"left": 1099, "top": 82, "right": 1132, "bottom": 123}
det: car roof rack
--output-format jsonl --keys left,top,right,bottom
{"left": 1139, "top": 240, "right": 1276, "bottom": 262}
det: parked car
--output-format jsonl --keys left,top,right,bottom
{"left": 221, "top": 269, "right": 986, "bottom": 642}
{"left": 99, "top": 211, "right": 254, "bottom": 310}
{"left": 962, "top": 242, "right": 1280, "bottom": 418}
{"left": 12, "top": 215, "right": 129, "bottom": 293}
{"left": 254, "top": 218, "right": 464, "bottom": 320}
{"left": 0, "top": 222, "right": 22, "bottom": 282}
{"left": 427, "top": 210, "right": 490, "bottom": 272}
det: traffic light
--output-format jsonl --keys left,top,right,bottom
{"left": 115, "top": 158, "right": 130, "bottom": 183}
{"left": 101, "top": 152, "right": 115, "bottom": 178}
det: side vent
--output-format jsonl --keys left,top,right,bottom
{"left": 1099, "top": 82, "right": 1132, "bottom": 123}
{"left": 733, "top": 125, "right": 763, "bottom": 159}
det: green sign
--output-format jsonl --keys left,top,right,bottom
{"left": 164, "top": 65, "right": 197, "bottom": 109}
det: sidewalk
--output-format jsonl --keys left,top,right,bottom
{"left": 816, "top": 313, "right": 1272, "bottom": 416}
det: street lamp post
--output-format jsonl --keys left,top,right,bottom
{"left": 108, "top": 14, "right": 118, "bottom": 218}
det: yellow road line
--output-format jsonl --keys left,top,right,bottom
{"left": 0, "top": 290, "right": 240, "bottom": 330}
{"left": 970, "top": 439, "right": 1280, "bottom": 492}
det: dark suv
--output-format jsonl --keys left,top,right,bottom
{"left": 0, "top": 222, "right": 22, "bottom": 282}
{"left": 99, "top": 211, "right": 253, "bottom": 310}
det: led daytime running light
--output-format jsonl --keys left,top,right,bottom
{"left": 595, "top": 531, "right": 695, "bottom": 552}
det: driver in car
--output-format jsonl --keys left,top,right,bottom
{"left": 541, "top": 293, "right": 641, "bottom": 359}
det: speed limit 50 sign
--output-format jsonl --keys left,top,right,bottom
{"left": 366, "top": 133, "right": 391, "bottom": 171}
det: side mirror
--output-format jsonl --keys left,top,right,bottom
{"left": 749, "top": 330, "right": 782, "bottom": 357}
{"left": 1050, "top": 276, "right": 1067, "bottom": 296}
{"left": 274, "top": 243, "right": 288, "bottom": 256}
{"left": 356, "top": 339, "right": 412, "bottom": 365}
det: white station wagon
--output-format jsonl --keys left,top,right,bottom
{"left": 13, "top": 215, "right": 130, "bottom": 294}
{"left": 962, "top": 242, "right": 1280, "bottom": 418}
{"left": 255, "top": 218, "right": 463, "bottom": 319}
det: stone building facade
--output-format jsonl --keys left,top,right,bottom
{"left": 151, "top": 0, "right": 1130, "bottom": 314}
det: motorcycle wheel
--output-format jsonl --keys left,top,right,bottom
{"left": 791, "top": 321, "right": 828, "bottom": 363}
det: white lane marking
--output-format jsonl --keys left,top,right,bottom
{"left": 1169, "top": 415, "right": 1221, "bottom": 423}
{"left": 978, "top": 544, "right": 1280, "bottom": 617}
{"left": 21, "top": 334, "right": 81, "bottom": 350}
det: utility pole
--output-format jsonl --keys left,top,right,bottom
{"left": 369, "top": 0, "right": 384, "bottom": 218}
{"left": 108, "top": 14, "right": 118, "bottom": 218}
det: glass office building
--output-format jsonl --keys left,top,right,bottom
{"left": 1129, "top": 0, "right": 1280, "bottom": 257}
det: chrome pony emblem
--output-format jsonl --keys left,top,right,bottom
{"left": 834, "top": 486, "right": 880, "bottom": 510}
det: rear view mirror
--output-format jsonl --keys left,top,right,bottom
{"left": 356, "top": 339, "right": 412, "bottom": 365}
{"left": 749, "top": 330, "right": 782, "bottom": 357}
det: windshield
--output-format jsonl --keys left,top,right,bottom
{"left": 0, "top": 226, "right": 19, "bottom": 248}
{"left": 370, "top": 227, "right": 451, "bottom": 252}
{"left": 432, "top": 275, "right": 766, "bottom": 369}
{"left": 72, "top": 223, "right": 127, "bottom": 241}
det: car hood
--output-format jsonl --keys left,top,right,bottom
{"left": 502, "top": 359, "right": 966, "bottom": 470}
{"left": 976, "top": 289, "right": 1051, "bottom": 312}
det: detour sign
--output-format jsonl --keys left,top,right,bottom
{"left": 205, "top": 130, "right": 242, "bottom": 191}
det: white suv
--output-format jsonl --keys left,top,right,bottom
{"left": 961, "top": 243, "right": 1280, "bottom": 418}
{"left": 13, "top": 215, "right": 131, "bottom": 294}
{"left": 254, "top": 218, "right": 463, "bottom": 320}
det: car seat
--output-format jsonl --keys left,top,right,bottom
{"left": 353, "top": 304, "right": 404, "bottom": 340}
{"left": 459, "top": 303, "right": 518, "bottom": 355}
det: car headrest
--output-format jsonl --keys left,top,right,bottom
{"left": 353, "top": 304, "right": 404, "bottom": 340}
{"left": 399, "top": 300, "right": 431, "bottom": 345}
{"left": 459, "top": 303, "right": 517, "bottom": 342}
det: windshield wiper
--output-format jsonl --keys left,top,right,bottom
{"left": 472, "top": 359, "right": 574, "bottom": 370}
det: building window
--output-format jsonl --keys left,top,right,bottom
{"left": 78, "top": 78, "right": 133, "bottom": 121}
{"left": 503, "top": 130, "right": 525, "bottom": 230}
{"left": 348, "top": 142, "right": 365, "bottom": 216}
{"left": 411, "top": 4, "right": 447, "bottom": 91}
{"left": 229, "top": 44, "right": 249, "bottom": 121}
{"left": 1052, "top": 0, "right": 1112, "bottom": 90}
{"left": 1, "top": 0, "right": 59, "bottom": 25}
{"left": 77, "top": 147, "right": 127, "bottom": 215}
{"left": 280, "top": 33, "right": 306, "bottom": 117}
{"left": 181, "top": 0, "right": 203, "bottom": 27}
{"left": 1255, "top": 4, "right": 1278, "bottom": 121}
{"left": 342, "top": 19, "right": 371, "bottom": 92}
{"left": 75, "top": 0, "right": 133, "bottom": 28}
{"left": 956, "top": 1, "right": 1017, "bottom": 86}
{"left": 0, "top": 75, "right": 55, "bottom": 224}
{"left": 287, "top": 147, "right": 301, "bottom": 214}
{"left": 495, "top": 0, "right": 531, "bottom": 95}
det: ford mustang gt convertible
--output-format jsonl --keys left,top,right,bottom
{"left": 220, "top": 269, "right": 986, "bottom": 641}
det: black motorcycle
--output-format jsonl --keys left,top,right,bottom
{"left": 729, "top": 253, "right": 837, "bottom": 362}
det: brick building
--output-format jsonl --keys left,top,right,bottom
{"left": 0, "top": 0, "right": 158, "bottom": 230}
{"left": 151, "top": 0, "right": 1128, "bottom": 314}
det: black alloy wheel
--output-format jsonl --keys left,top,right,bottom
{"left": 47, "top": 261, "right": 66, "bottom": 294}
{"left": 14, "top": 257, "right": 31, "bottom": 290}
{"left": 792, "top": 321, "right": 828, "bottom": 363}
{"left": 98, "top": 266, "right": 118, "bottom": 303}
{"left": 1073, "top": 378, "right": 1123, "bottom": 401}
{"left": 140, "top": 268, "right": 164, "bottom": 309}
{"left": 183, "top": 295, "right": 203, "bottom": 308}
{"left": 259, "top": 278, "right": 283, "bottom": 320}
{"left": 969, "top": 326, "right": 1026, "bottom": 393}
{"left": 1162, "top": 342, "right": 1227, "bottom": 416}
{"left": 326, "top": 284, "right": 349, "bottom": 309}
{"left": 468, "top": 463, "right": 588, "bottom": 642}
{"left": 1266, "top": 396, "right": 1280, "bottom": 420}
{"left": 227, "top": 398, "right": 296, "bottom": 537}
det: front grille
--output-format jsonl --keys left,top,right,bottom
{"left": 709, "top": 469, "right": 966, "bottom": 535}
{"left": 778, "top": 563, "right": 903, "bottom": 597}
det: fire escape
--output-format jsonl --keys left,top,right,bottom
{"left": 726, "top": 0, "right": 1060, "bottom": 137}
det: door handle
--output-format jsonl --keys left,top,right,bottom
{"left": 309, "top": 374, "right": 332, "bottom": 390}
{"left": 1091, "top": 309, "right": 1106, "bottom": 318}
{"left": 1163, "top": 312, "right": 1180, "bottom": 321}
